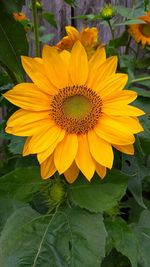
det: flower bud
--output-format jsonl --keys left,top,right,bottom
{"left": 100, "top": 4, "right": 115, "bottom": 21}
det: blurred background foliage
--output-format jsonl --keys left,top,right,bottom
{"left": 0, "top": 0, "right": 150, "bottom": 266}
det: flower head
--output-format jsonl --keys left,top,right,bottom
{"left": 100, "top": 4, "right": 115, "bottom": 20}
{"left": 56, "top": 26, "right": 100, "bottom": 59}
{"left": 128, "top": 12, "right": 150, "bottom": 47}
{"left": 3, "top": 41, "right": 144, "bottom": 183}
{"left": 13, "top": 12, "right": 27, "bottom": 22}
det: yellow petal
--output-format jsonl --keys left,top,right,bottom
{"left": 3, "top": 83, "right": 50, "bottom": 111}
{"left": 103, "top": 90, "right": 137, "bottom": 104}
{"left": 6, "top": 109, "right": 50, "bottom": 127}
{"left": 54, "top": 133, "right": 78, "bottom": 174}
{"left": 59, "top": 50, "right": 71, "bottom": 70}
{"left": 42, "top": 45, "right": 69, "bottom": 88}
{"left": 113, "top": 144, "right": 134, "bottom": 155}
{"left": 111, "top": 116, "right": 144, "bottom": 134}
{"left": 75, "top": 134, "right": 95, "bottom": 181}
{"left": 102, "top": 104, "right": 145, "bottom": 116}
{"left": 29, "top": 124, "right": 63, "bottom": 153}
{"left": 23, "top": 137, "right": 32, "bottom": 156}
{"left": 94, "top": 161, "right": 107, "bottom": 179}
{"left": 86, "top": 46, "right": 106, "bottom": 87}
{"left": 66, "top": 26, "right": 79, "bottom": 40}
{"left": 95, "top": 114, "right": 135, "bottom": 145}
{"left": 95, "top": 73, "right": 128, "bottom": 96}
{"left": 5, "top": 118, "right": 54, "bottom": 137}
{"left": 40, "top": 154, "right": 56, "bottom": 179}
{"left": 64, "top": 161, "right": 79, "bottom": 183}
{"left": 89, "top": 56, "right": 118, "bottom": 89}
{"left": 21, "top": 56, "right": 57, "bottom": 94}
{"left": 37, "top": 130, "right": 65, "bottom": 163}
{"left": 88, "top": 130, "right": 113, "bottom": 169}
{"left": 70, "top": 41, "right": 88, "bottom": 85}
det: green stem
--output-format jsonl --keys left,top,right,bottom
{"left": 125, "top": 36, "right": 131, "bottom": 55}
{"left": 131, "top": 76, "right": 150, "bottom": 83}
{"left": 31, "top": 0, "right": 40, "bottom": 57}
{"left": 107, "top": 20, "right": 115, "bottom": 44}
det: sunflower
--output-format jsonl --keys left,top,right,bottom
{"left": 56, "top": 26, "right": 100, "bottom": 58}
{"left": 13, "top": 12, "right": 27, "bottom": 22}
{"left": 3, "top": 41, "right": 144, "bottom": 183}
{"left": 128, "top": 12, "right": 150, "bottom": 47}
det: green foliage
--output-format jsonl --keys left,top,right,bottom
{"left": 133, "top": 210, "right": 150, "bottom": 267}
{"left": 0, "top": 206, "right": 107, "bottom": 267}
{"left": 69, "top": 169, "right": 130, "bottom": 213}
{"left": 42, "top": 12, "right": 57, "bottom": 28}
{"left": 105, "top": 217, "right": 138, "bottom": 267}
{"left": 0, "top": 167, "right": 43, "bottom": 201}
{"left": 0, "top": 10, "right": 28, "bottom": 82}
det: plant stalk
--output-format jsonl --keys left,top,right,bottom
{"left": 107, "top": 20, "right": 115, "bottom": 45}
{"left": 31, "top": 0, "right": 40, "bottom": 57}
{"left": 131, "top": 76, "right": 150, "bottom": 83}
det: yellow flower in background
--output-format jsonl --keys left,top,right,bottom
{"left": 56, "top": 26, "right": 100, "bottom": 58}
{"left": 3, "top": 41, "right": 144, "bottom": 183}
{"left": 13, "top": 12, "right": 27, "bottom": 21}
{"left": 128, "top": 12, "right": 150, "bottom": 47}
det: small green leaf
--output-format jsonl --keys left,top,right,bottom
{"left": 8, "top": 136, "right": 25, "bottom": 154}
{"left": 115, "top": 19, "right": 145, "bottom": 26}
{"left": 39, "top": 33, "right": 55, "bottom": 43}
{"left": 42, "top": 12, "right": 57, "bottom": 28}
{"left": 64, "top": 0, "right": 77, "bottom": 7}
{"left": 0, "top": 167, "right": 43, "bottom": 201}
{"left": 0, "top": 206, "right": 107, "bottom": 267}
{"left": 69, "top": 169, "right": 130, "bottom": 213}
{"left": 105, "top": 217, "right": 138, "bottom": 267}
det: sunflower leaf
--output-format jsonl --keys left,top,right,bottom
{"left": 69, "top": 169, "right": 130, "bottom": 213}
{"left": 0, "top": 205, "right": 107, "bottom": 267}
{"left": 133, "top": 210, "right": 150, "bottom": 267}
{"left": 0, "top": 167, "right": 44, "bottom": 201}
{"left": 105, "top": 217, "right": 138, "bottom": 267}
{"left": 0, "top": 8, "right": 28, "bottom": 82}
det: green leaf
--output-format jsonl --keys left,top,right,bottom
{"left": 8, "top": 136, "right": 25, "bottom": 154}
{"left": 0, "top": 167, "right": 44, "bottom": 201}
{"left": 139, "top": 115, "right": 150, "bottom": 154}
{"left": 1, "top": 0, "right": 25, "bottom": 13}
{"left": 69, "top": 169, "right": 130, "bottom": 213}
{"left": 39, "top": 33, "right": 55, "bottom": 43}
{"left": 116, "top": 6, "right": 145, "bottom": 19}
{"left": 122, "top": 138, "right": 149, "bottom": 208}
{"left": 42, "top": 12, "right": 57, "bottom": 28}
{"left": 115, "top": 19, "right": 146, "bottom": 26}
{"left": 134, "top": 210, "right": 150, "bottom": 267}
{"left": 64, "top": 0, "right": 77, "bottom": 7}
{"left": 0, "top": 206, "right": 107, "bottom": 267}
{"left": 132, "top": 87, "right": 150, "bottom": 98}
{"left": 133, "top": 97, "right": 150, "bottom": 114}
{"left": 0, "top": 197, "right": 26, "bottom": 230}
{"left": 105, "top": 217, "right": 138, "bottom": 267}
{"left": 0, "top": 11, "right": 28, "bottom": 82}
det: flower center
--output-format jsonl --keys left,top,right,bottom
{"left": 50, "top": 85, "right": 102, "bottom": 134}
{"left": 141, "top": 23, "right": 150, "bottom": 37}
{"left": 63, "top": 95, "right": 91, "bottom": 119}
